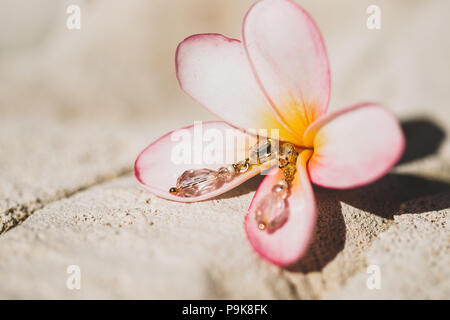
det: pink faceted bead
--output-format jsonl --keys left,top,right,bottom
{"left": 254, "top": 193, "right": 289, "bottom": 232}
{"left": 176, "top": 169, "right": 223, "bottom": 197}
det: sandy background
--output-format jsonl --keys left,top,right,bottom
{"left": 0, "top": 0, "right": 449, "bottom": 299}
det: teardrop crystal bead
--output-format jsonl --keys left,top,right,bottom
{"left": 176, "top": 169, "right": 223, "bottom": 197}
{"left": 255, "top": 193, "right": 289, "bottom": 232}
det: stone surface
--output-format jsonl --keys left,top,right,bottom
{"left": 0, "top": 115, "right": 151, "bottom": 234}
{"left": 0, "top": 176, "right": 298, "bottom": 299}
{"left": 326, "top": 192, "right": 450, "bottom": 299}
{"left": 0, "top": 0, "right": 449, "bottom": 299}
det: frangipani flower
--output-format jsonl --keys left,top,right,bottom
{"left": 135, "top": 0, "right": 404, "bottom": 266}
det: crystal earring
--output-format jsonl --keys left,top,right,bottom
{"left": 169, "top": 138, "right": 298, "bottom": 233}
{"left": 254, "top": 143, "right": 299, "bottom": 232}
{"left": 169, "top": 139, "right": 275, "bottom": 198}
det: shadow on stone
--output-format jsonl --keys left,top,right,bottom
{"left": 398, "top": 117, "right": 446, "bottom": 165}
{"left": 286, "top": 174, "right": 450, "bottom": 273}
{"left": 215, "top": 174, "right": 265, "bottom": 200}
{"left": 286, "top": 189, "right": 346, "bottom": 273}
{"left": 336, "top": 173, "right": 450, "bottom": 219}
{"left": 219, "top": 117, "right": 449, "bottom": 273}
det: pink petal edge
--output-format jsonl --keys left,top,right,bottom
{"left": 245, "top": 150, "right": 317, "bottom": 266}
{"left": 135, "top": 121, "right": 276, "bottom": 203}
{"left": 304, "top": 102, "right": 405, "bottom": 189}
{"left": 242, "top": 0, "right": 331, "bottom": 138}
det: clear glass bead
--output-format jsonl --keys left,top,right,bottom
{"left": 255, "top": 192, "right": 289, "bottom": 233}
{"left": 249, "top": 139, "right": 273, "bottom": 164}
{"left": 176, "top": 169, "right": 223, "bottom": 197}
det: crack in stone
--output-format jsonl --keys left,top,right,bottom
{"left": 0, "top": 168, "right": 132, "bottom": 235}
{"left": 281, "top": 273, "right": 301, "bottom": 299}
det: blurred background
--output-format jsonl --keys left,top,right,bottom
{"left": 0, "top": 0, "right": 449, "bottom": 299}
{"left": 2, "top": 0, "right": 449, "bottom": 122}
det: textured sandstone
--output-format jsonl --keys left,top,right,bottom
{"left": 0, "top": 0, "right": 449, "bottom": 299}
